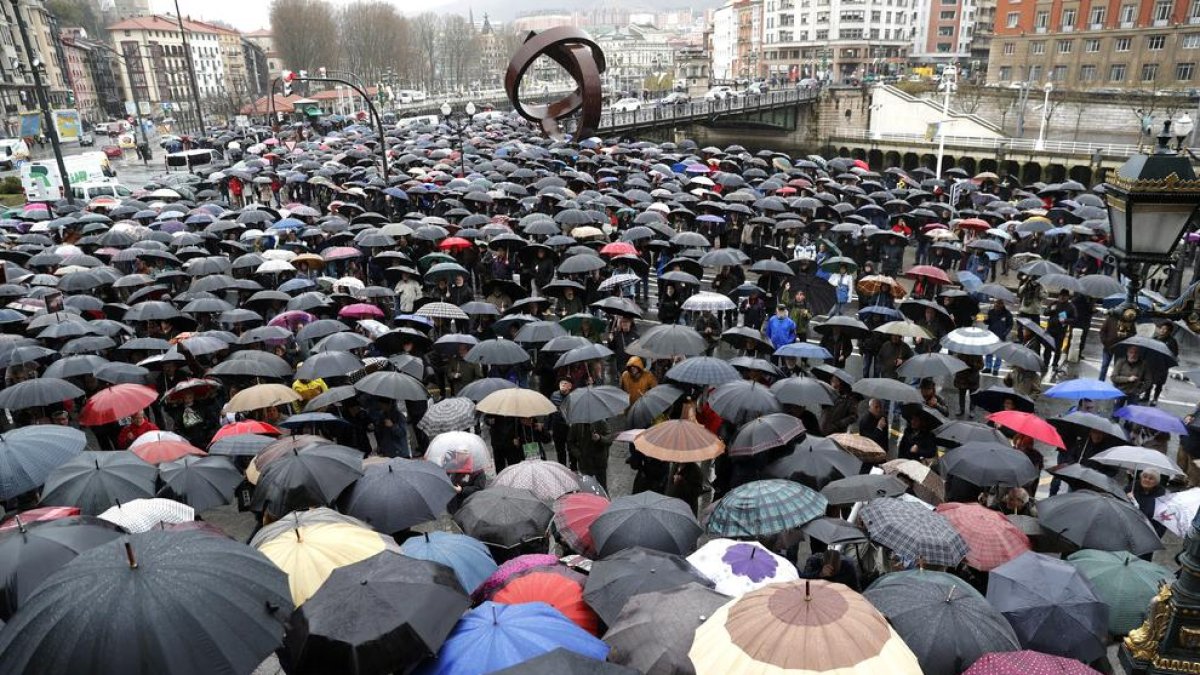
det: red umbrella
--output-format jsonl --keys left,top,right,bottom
{"left": 338, "top": 303, "right": 384, "bottom": 320}
{"left": 957, "top": 217, "right": 992, "bottom": 231}
{"left": 962, "top": 650, "right": 1099, "bottom": 675}
{"left": 986, "top": 411, "right": 1065, "bottom": 448}
{"left": 130, "top": 440, "right": 206, "bottom": 465}
{"left": 439, "top": 237, "right": 473, "bottom": 252}
{"left": 552, "top": 492, "right": 609, "bottom": 557}
{"left": 852, "top": 159, "right": 869, "bottom": 170}
{"left": 921, "top": 223, "right": 948, "bottom": 232}
{"left": 599, "top": 241, "right": 637, "bottom": 257}
{"left": 162, "top": 378, "right": 221, "bottom": 404}
{"left": 904, "top": 265, "right": 951, "bottom": 284}
{"left": 774, "top": 186, "right": 797, "bottom": 195}
{"left": 472, "top": 553, "right": 560, "bottom": 603}
{"left": 79, "top": 384, "right": 157, "bottom": 426}
{"left": 211, "top": 419, "right": 281, "bottom": 443}
{"left": 935, "top": 502, "right": 1031, "bottom": 571}
{"left": 321, "top": 246, "right": 362, "bottom": 260}
{"left": 492, "top": 570, "right": 600, "bottom": 635}
{"left": 0, "top": 506, "right": 80, "bottom": 532}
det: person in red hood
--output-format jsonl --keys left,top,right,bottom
{"left": 117, "top": 410, "right": 158, "bottom": 449}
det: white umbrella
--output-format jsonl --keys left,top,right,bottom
{"left": 425, "top": 431, "right": 493, "bottom": 475}
{"left": 129, "top": 430, "right": 187, "bottom": 448}
{"left": 682, "top": 292, "right": 736, "bottom": 312}
{"left": 1090, "top": 445, "right": 1185, "bottom": 477}
{"left": 1155, "top": 488, "right": 1200, "bottom": 537}
{"left": 99, "top": 498, "right": 195, "bottom": 532}
{"left": 686, "top": 538, "right": 798, "bottom": 596}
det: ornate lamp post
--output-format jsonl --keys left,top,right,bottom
{"left": 1124, "top": 506, "right": 1200, "bottom": 673}
{"left": 440, "top": 101, "right": 475, "bottom": 178}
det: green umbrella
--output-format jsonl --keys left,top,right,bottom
{"left": 1066, "top": 549, "right": 1173, "bottom": 635}
{"left": 818, "top": 256, "right": 858, "bottom": 274}
{"left": 559, "top": 313, "right": 607, "bottom": 335}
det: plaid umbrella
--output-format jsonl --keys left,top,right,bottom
{"left": 494, "top": 460, "right": 581, "bottom": 502}
{"left": 599, "top": 273, "right": 641, "bottom": 292}
{"left": 829, "top": 433, "right": 888, "bottom": 461}
{"left": 705, "top": 479, "right": 827, "bottom": 538}
{"left": 861, "top": 498, "right": 969, "bottom": 566}
{"left": 665, "top": 357, "right": 741, "bottom": 387}
{"left": 416, "top": 302, "right": 469, "bottom": 321}
{"left": 934, "top": 502, "right": 1031, "bottom": 571}
{"left": 417, "top": 397, "right": 477, "bottom": 436}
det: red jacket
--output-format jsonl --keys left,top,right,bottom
{"left": 118, "top": 419, "right": 158, "bottom": 449}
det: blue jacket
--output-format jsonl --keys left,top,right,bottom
{"left": 765, "top": 315, "right": 797, "bottom": 349}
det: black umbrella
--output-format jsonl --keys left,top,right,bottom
{"left": 457, "top": 377, "right": 519, "bottom": 402}
{"left": 0, "top": 515, "right": 126, "bottom": 622}
{"left": 209, "top": 351, "right": 294, "bottom": 379}
{"left": 896, "top": 353, "right": 967, "bottom": 380}
{"left": 865, "top": 572, "right": 1020, "bottom": 675}
{"left": 851, "top": 377, "right": 922, "bottom": 403}
{"left": 0, "top": 378, "right": 84, "bottom": 410}
{"left": 0, "top": 425, "right": 87, "bottom": 500}
{"left": 933, "top": 420, "right": 1008, "bottom": 447}
{"left": 763, "top": 436, "right": 862, "bottom": 489}
{"left": 707, "top": 380, "right": 781, "bottom": 425}
{"left": 769, "top": 376, "right": 836, "bottom": 406}
{"left": 601, "top": 582, "right": 730, "bottom": 675}
{"left": 813, "top": 315, "right": 870, "bottom": 339}
{"left": 514, "top": 320, "right": 568, "bottom": 346}
{"left": 1037, "top": 491, "right": 1164, "bottom": 555}
{"left": 665, "top": 357, "right": 741, "bottom": 387}
{"left": 1049, "top": 411, "right": 1128, "bottom": 447}
{"left": 353, "top": 371, "right": 428, "bottom": 401}
{"left": 971, "top": 386, "right": 1036, "bottom": 413}
{"left": 279, "top": 550, "right": 469, "bottom": 675}
{"left": 492, "top": 648, "right": 638, "bottom": 674}
{"left": 729, "top": 413, "right": 806, "bottom": 457}
{"left": 0, "top": 530, "right": 293, "bottom": 675}
{"left": 1046, "top": 464, "right": 1127, "bottom": 499}
{"left": 555, "top": 343, "right": 614, "bottom": 369}
{"left": 209, "top": 433, "right": 276, "bottom": 458}
{"left": 1113, "top": 335, "right": 1178, "bottom": 368}
{"left": 802, "top": 516, "right": 869, "bottom": 545}
{"left": 626, "top": 384, "right": 686, "bottom": 428}
{"left": 939, "top": 441, "right": 1039, "bottom": 488}
{"left": 337, "top": 458, "right": 456, "bottom": 534}
{"left": 250, "top": 445, "right": 364, "bottom": 519}
{"left": 562, "top": 386, "right": 629, "bottom": 425}
{"left": 39, "top": 451, "right": 157, "bottom": 515}
{"left": 295, "top": 351, "right": 364, "bottom": 381}
{"left": 591, "top": 296, "right": 643, "bottom": 318}
{"left": 820, "top": 474, "right": 908, "bottom": 505}
{"left": 583, "top": 546, "right": 713, "bottom": 626}
{"left": 590, "top": 492, "right": 702, "bottom": 558}
{"left": 156, "top": 456, "right": 243, "bottom": 513}
{"left": 720, "top": 326, "right": 775, "bottom": 355}
{"left": 1014, "top": 317, "right": 1054, "bottom": 350}
{"left": 452, "top": 486, "right": 553, "bottom": 549}
{"left": 466, "top": 338, "right": 532, "bottom": 366}
{"left": 626, "top": 324, "right": 707, "bottom": 359}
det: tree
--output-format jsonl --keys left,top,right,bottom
{"left": 337, "top": 1, "right": 406, "bottom": 86}
{"left": 409, "top": 13, "right": 440, "bottom": 93}
{"left": 439, "top": 14, "right": 475, "bottom": 92}
{"left": 269, "top": 0, "right": 338, "bottom": 74}
{"left": 47, "top": 0, "right": 107, "bottom": 40}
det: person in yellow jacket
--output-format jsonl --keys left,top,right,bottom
{"left": 291, "top": 377, "right": 328, "bottom": 413}
{"left": 619, "top": 356, "right": 657, "bottom": 405}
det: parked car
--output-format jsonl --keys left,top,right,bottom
{"left": 704, "top": 86, "right": 735, "bottom": 101}
{"left": 101, "top": 145, "right": 124, "bottom": 159}
{"left": 78, "top": 132, "right": 95, "bottom": 147}
{"left": 610, "top": 98, "right": 642, "bottom": 112}
{"left": 658, "top": 92, "right": 690, "bottom": 106}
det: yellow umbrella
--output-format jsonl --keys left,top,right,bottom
{"left": 254, "top": 519, "right": 388, "bottom": 606}
{"left": 570, "top": 226, "right": 605, "bottom": 239}
{"left": 475, "top": 388, "right": 556, "bottom": 417}
{"left": 292, "top": 253, "right": 324, "bottom": 268}
{"left": 225, "top": 383, "right": 302, "bottom": 413}
{"left": 689, "top": 580, "right": 922, "bottom": 675}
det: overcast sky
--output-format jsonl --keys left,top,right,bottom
{"left": 151, "top": 0, "right": 458, "bottom": 32}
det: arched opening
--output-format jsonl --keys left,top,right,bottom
{"left": 1021, "top": 162, "right": 1043, "bottom": 184}
{"left": 1001, "top": 160, "right": 1021, "bottom": 179}
{"left": 902, "top": 153, "right": 920, "bottom": 171}
{"left": 920, "top": 154, "right": 937, "bottom": 170}
{"left": 884, "top": 150, "right": 902, "bottom": 168}
{"left": 958, "top": 156, "right": 978, "bottom": 175}
{"left": 977, "top": 158, "right": 998, "bottom": 174}
{"left": 1067, "top": 165, "right": 1093, "bottom": 185}
{"left": 867, "top": 149, "right": 884, "bottom": 168}
{"left": 1045, "top": 164, "right": 1068, "bottom": 183}
{"left": 851, "top": 147, "right": 868, "bottom": 161}
{"left": 838, "top": 146, "right": 852, "bottom": 157}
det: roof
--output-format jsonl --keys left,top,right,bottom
{"left": 107, "top": 14, "right": 239, "bottom": 36}
{"left": 245, "top": 28, "right": 272, "bottom": 37}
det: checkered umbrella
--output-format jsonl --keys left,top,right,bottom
{"left": 680, "top": 292, "right": 736, "bottom": 312}
{"left": 934, "top": 502, "right": 1031, "bottom": 571}
{"left": 599, "top": 273, "right": 641, "bottom": 292}
{"left": 417, "top": 397, "right": 477, "bottom": 436}
{"left": 416, "top": 302, "right": 469, "bottom": 321}
{"left": 861, "top": 497, "right": 969, "bottom": 566}
{"left": 494, "top": 460, "right": 581, "bottom": 502}
{"left": 829, "top": 433, "right": 888, "bottom": 461}
{"left": 665, "top": 357, "right": 741, "bottom": 387}
{"left": 705, "top": 479, "right": 827, "bottom": 538}
{"left": 98, "top": 498, "right": 195, "bottom": 533}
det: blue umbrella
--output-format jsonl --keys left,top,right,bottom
{"left": 398, "top": 532, "right": 497, "bottom": 596}
{"left": 774, "top": 342, "right": 832, "bottom": 359}
{"left": 956, "top": 270, "right": 984, "bottom": 293}
{"left": 384, "top": 187, "right": 409, "bottom": 200}
{"left": 1044, "top": 378, "right": 1124, "bottom": 400}
{"left": 1114, "top": 405, "right": 1188, "bottom": 434}
{"left": 1101, "top": 292, "right": 1154, "bottom": 310}
{"left": 279, "top": 277, "right": 317, "bottom": 294}
{"left": 271, "top": 218, "right": 305, "bottom": 231}
{"left": 416, "top": 602, "right": 609, "bottom": 675}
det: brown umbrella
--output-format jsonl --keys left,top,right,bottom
{"left": 881, "top": 459, "right": 945, "bottom": 505}
{"left": 688, "top": 580, "right": 922, "bottom": 674}
{"left": 224, "top": 383, "right": 301, "bottom": 413}
{"left": 475, "top": 388, "right": 557, "bottom": 417}
{"left": 828, "top": 433, "right": 887, "bottom": 462}
{"left": 856, "top": 275, "right": 907, "bottom": 299}
{"left": 634, "top": 420, "right": 724, "bottom": 463}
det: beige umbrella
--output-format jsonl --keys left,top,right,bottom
{"left": 881, "top": 458, "right": 945, "bottom": 505}
{"left": 689, "top": 580, "right": 922, "bottom": 675}
{"left": 224, "top": 383, "right": 301, "bottom": 413}
{"left": 875, "top": 321, "right": 932, "bottom": 339}
{"left": 828, "top": 433, "right": 887, "bottom": 462}
{"left": 634, "top": 420, "right": 725, "bottom": 463}
{"left": 475, "top": 388, "right": 556, "bottom": 417}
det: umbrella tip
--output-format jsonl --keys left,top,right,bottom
{"left": 946, "top": 585, "right": 955, "bottom": 603}
{"left": 492, "top": 605, "right": 499, "bottom": 624}
{"left": 265, "top": 600, "right": 279, "bottom": 614}
{"left": 14, "top": 514, "right": 24, "bottom": 534}
{"left": 805, "top": 579, "right": 811, "bottom": 601}
{"left": 424, "top": 532, "right": 430, "bottom": 542}
{"left": 124, "top": 541, "right": 138, "bottom": 569}
{"left": 295, "top": 528, "right": 302, "bottom": 543}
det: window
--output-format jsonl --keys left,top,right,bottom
{"left": 1148, "top": 35, "right": 1166, "bottom": 49}
{"left": 1089, "top": 6, "right": 1107, "bottom": 24}
{"left": 1186, "top": 33, "right": 1200, "bottom": 47}
{"left": 998, "top": 65, "right": 1012, "bottom": 80}
{"left": 1154, "top": 0, "right": 1172, "bottom": 21}
{"left": 1031, "top": 40, "right": 1046, "bottom": 54}
{"left": 1029, "top": 64, "right": 1043, "bottom": 80}
{"left": 1084, "top": 38, "right": 1101, "bottom": 51}
{"left": 1003, "top": 41, "right": 1015, "bottom": 54}
{"left": 1061, "top": 7, "right": 1076, "bottom": 27}
{"left": 1142, "top": 63, "right": 1160, "bottom": 80}
{"left": 839, "top": 28, "right": 864, "bottom": 38}
{"left": 871, "top": 10, "right": 881, "bottom": 19}
{"left": 1110, "top": 63, "right": 1127, "bottom": 80}
{"left": 939, "top": 9, "right": 956, "bottom": 18}
{"left": 1035, "top": 10, "right": 1049, "bottom": 28}
{"left": 1192, "top": 0, "right": 1200, "bottom": 21}
{"left": 937, "top": 41, "right": 953, "bottom": 51}
{"left": 1006, "top": 11, "right": 1019, "bottom": 26}
{"left": 938, "top": 26, "right": 955, "bottom": 35}
{"left": 1179, "top": 62, "right": 1196, "bottom": 79}
{"left": 1120, "top": 4, "right": 1136, "bottom": 23}
{"left": 1080, "top": 64, "right": 1098, "bottom": 81}
{"left": 1058, "top": 39, "right": 1072, "bottom": 53}
{"left": 1115, "top": 37, "right": 1131, "bottom": 51}
{"left": 1052, "top": 64, "right": 1068, "bottom": 80}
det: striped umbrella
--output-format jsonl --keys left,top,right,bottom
{"left": 417, "top": 397, "right": 477, "bottom": 436}
{"left": 665, "top": 357, "right": 741, "bottom": 387}
{"left": 416, "top": 302, "right": 469, "bottom": 321}
{"left": 634, "top": 420, "right": 724, "bottom": 463}
{"left": 861, "top": 497, "right": 969, "bottom": 566}
{"left": 706, "top": 480, "right": 827, "bottom": 538}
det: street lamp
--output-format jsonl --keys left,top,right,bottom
{"left": 1034, "top": 82, "right": 1053, "bottom": 151}
{"left": 440, "top": 101, "right": 475, "bottom": 178}
{"left": 1104, "top": 120, "right": 1200, "bottom": 313}
{"left": 934, "top": 65, "right": 957, "bottom": 178}
{"left": 1174, "top": 112, "right": 1194, "bottom": 151}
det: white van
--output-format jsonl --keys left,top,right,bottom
{"left": 70, "top": 180, "right": 132, "bottom": 202}
{"left": 20, "top": 152, "right": 114, "bottom": 202}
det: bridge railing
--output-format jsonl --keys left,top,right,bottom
{"left": 597, "top": 87, "right": 820, "bottom": 132}
{"left": 832, "top": 129, "right": 1141, "bottom": 158}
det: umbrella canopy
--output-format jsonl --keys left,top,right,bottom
{"left": 986, "top": 551, "right": 1109, "bottom": 662}
{"left": 253, "top": 512, "right": 390, "bottom": 606}
{"left": 706, "top": 479, "right": 827, "bottom": 538}
{"left": 452, "top": 486, "right": 553, "bottom": 549}
{"left": 665, "top": 356, "right": 742, "bottom": 387}
{"left": 829, "top": 432, "right": 888, "bottom": 462}
{"left": 225, "top": 383, "right": 303, "bottom": 413}
{"left": 562, "top": 386, "right": 629, "bottom": 425}
{"left": 552, "top": 492, "right": 610, "bottom": 557}
{"left": 399, "top": 531, "right": 498, "bottom": 596}
{"left": 1113, "top": 405, "right": 1188, "bottom": 435}
{"left": 583, "top": 546, "right": 714, "bottom": 626}
{"left": 686, "top": 539, "right": 799, "bottom": 597}
{"left": 627, "top": 324, "right": 708, "bottom": 359}
{"left": 250, "top": 442, "right": 363, "bottom": 517}
{"left": 491, "top": 568, "right": 599, "bottom": 635}
{"left": 934, "top": 502, "right": 1031, "bottom": 571}
{"left": 1090, "top": 444, "right": 1185, "bottom": 477}
{"left": 821, "top": 474, "right": 908, "bottom": 505}
{"left": 1044, "top": 378, "right": 1124, "bottom": 400}
{"left": 1066, "top": 549, "right": 1173, "bottom": 635}
{"left": 417, "top": 397, "right": 477, "bottom": 436}
{"left": 852, "top": 377, "right": 922, "bottom": 403}
{"left": 861, "top": 498, "right": 969, "bottom": 566}
{"left": 476, "top": 389, "right": 556, "bottom": 417}
{"left": 729, "top": 413, "right": 806, "bottom": 457}
{"left": 425, "top": 431, "right": 491, "bottom": 474}
{"left": 688, "top": 580, "right": 923, "bottom": 675}
{"left": 39, "top": 451, "right": 157, "bottom": 515}
{"left": 0, "top": 425, "right": 86, "bottom": 500}
{"left": 770, "top": 376, "right": 836, "bottom": 407}
{"left": 491, "top": 648, "right": 636, "bottom": 674}
{"left": 897, "top": 353, "right": 967, "bottom": 379}
{"left": 985, "top": 411, "right": 1064, "bottom": 448}
{"left": 765, "top": 436, "right": 862, "bottom": 488}
{"left": 603, "top": 582, "right": 731, "bottom": 675}
{"left": 353, "top": 371, "right": 428, "bottom": 402}
{"left": 78, "top": 384, "right": 157, "bottom": 426}
{"left": 279, "top": 551, "right": 470, "bottom": 675}
{"left": 494, "top": 460, "right": 582, "bottom": 502}
{"left": 633, "top": 420, "right": 725, "bottom": 463}
{"left": 591, "top": 491, "right": 702, "bottom": 557}
{"left": 864, "top": 571, "right": 1020, "bottom": 675}
{"left": 466, "top": 338, "right": 531, "bottom": 366}
{"left": 156, "top": 455, "right": 242, "bottom": 512}
{"left": 97, "top": 498, "right": 194, "bottom": 532}
{"left": 939, "top": 441, "right": 1039, "bottom": 489}
{"left": 1037, "top": 491, "right": 1164, "bottom": 555}
{"left": 337, "top": 458, "right": 456, "bottom": 534}
{"left": 961, "top": 651, "right": 1101, "bottom": 675}
{"left": 707, "top": 380, "right": 781, "bottom": 424}
{"left": 0, "top": 530, "right": 293, "bottom": 675}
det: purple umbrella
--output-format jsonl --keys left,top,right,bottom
{"left": 268, "top": 310, "right": 316, "bottom": 330}
{"left": 471, "top": 553, "right": 561, "bottom": 603}
{"left": 696, "top": 214, "right": 726, "bottom": 224}
{"left": 1114, "top": 405, "right": 1188, "bottom": 435}
{"left": 158, "top": 220, "right": 186, "bottom": 233}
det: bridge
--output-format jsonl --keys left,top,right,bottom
{"left": 596, "top": 88, "right": 819, "bottom": 136}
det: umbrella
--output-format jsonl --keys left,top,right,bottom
{"left": 1044, "top": 378, "right": 1124, "bottom": 400}
{"left": 279, "top": 551, "right": 470, "bottom": 675}
{"left": 829, "top": 433, "right": 888, "bottom": 462}
{"left": 399, "top": 531, "right": 497, "bottom": 596}
{"left": 0, "top": 378, "right": 83, "bottom": 411}
{"left": 864, "top": 571, "right": 1020, "bottom": 675}
{"left": 452, "top": 486, "right": 553, "bottom": 549}
{"left": 686, "top": 539, "right": 799, "bottom": 597}
{"left": 706, "top": 479, "right": 827, "bottom": 538}
{"left": 591, "top": 492, "right": 702, "bottom": 557}
{"left": 971, "top": 386, "right": 1036, "bottom": 414}
{"left": 820, "top": 474, "right": 908, "bottom": 505}
{"left": 1113, "top": 405, "right": 1188, "bottom": 435}
{"left": 583, "top": 546, "right": 713, "bottom": 626}
{"left": 39, "top": 451, "right": 157, "bottom": 515}
{"left": 252, "top": 511, "right": 391, "bottom": 606}
{"left": 939, "top": 441, "right": 1039, "bottom": 488}
{"left": 680, "top": 292, "right": 736, "bottom": 312}
{"left": 425, "top": 431, "right": 491, "bottom": 475}
{"left": 770, "top": 376, "right": 836, "bottom": 407}
{"left": 633, "top": 420, "right": 724, "bottom": 463}
{"left": 97, "top": 498, "right": 194, "bottom": 532}
{"left": 934, "top": 502, "right": 1031, "bottom": 571}
{"left": 0, "top": 425, "right": 86, "bottom": 500}
{"left": 1048, "top": 464, "right": 1127, "bottom": 499}
{"left": 991, "top": 343, "right": 1045, "bottom": 372}
{"left": 1066, "top": 549, "right": 1173, "bottom": 635}
{"left": 898, "top": 353, "right": 968, "bottom": 380}
{"left": 707, "top": 380, "right": 780, "bottom": 424}
{"left": 156, "top": 455, "right": 242, "bottom": 512}
{"left": 555, "top": 343, "right": 613, "bottom": 368}
{"left": 353, "top": 371, "right": 427, "bottom": 402}
{"left": 1078, "top": 274, "right": 1126, "bottom": 298}
{"left": 986, "top": 551, "right": 1109, "bottom": 662}
{"left": 476, "top": 389, "right": 556, "bottom": 417}
{"left": 494, "top": 460, "right": 581, "bottom": 502}
{"left": 962, "top": 651, "right": 1101, "bottom": 675}
{"left": 1114, "top": 335, "right": 1178, "bottom": 367}
{"left": 562, "top": 386, "right": 630, "bottom": 425}
{"left": 665, "top": 357, "right": 741, "bottom": 387}
{"left": 603, "top": 582, "right": 731, "bottom": 675}
{"left": 626, "top": 384, "right": 686, "bottom": 428}
{"left": 627, "top": 324, "right": 708, "bottom": 359}
{"left": 986, "top": 411, "right": 1064, "bottom": 448}
{"left": 861, "top": 498, "right": 969, "bottom": 566}
{"left": 802, "top": 516, "right": 870, "bottom": 545}
{"left": 417, "top": 397, "right": 477, "bottom": 436}
{"left": 0, "top": 530, "right": 293, "bottom": 675}
{"left": 764, "top": 436, "right": 862, "bottom": 488}
{"left": 225, "top": 383, "right": 302, "bottom": 413}
{"left": 457, "top": 377, "right": 518, "bottom": 402}
{"left": 129, "top": 439, "right": 205, "bottom": 465}
{"left": 688, "top": 580, "right": 922, "bottom": 675}
{"left": 1038, "top": 491, "right": 1164, "bottom": 555}
{"left": 250, "top": 444, "right": 364, "bottom": 519}
{"left": 295, "top": 351, "right": 363, "bottom": 381}
{"left": 552, "top": 492, "right": 610, "bottom": 557}
{"left": 1090, "top": 444, "right": 1185, "bottom": 477}
{"left": 491, "top": 648, "right": 635, "bottom": 674}
{"left": 418, "top": 601, "right": 609, "bottom": 675}
{"left": 491, "top": 568, "right": 599, "bottom": 635}
{"left": 337, "top": 458, "right": 456, "bottom": 534}
{"left": 934, "top": 420, "right": 1008, "bottom": 447}
{"left": 0, "top": 515, "right": 125, "bottom": 622}
{"left": 940, "top": 327, "right": 1001, "bottom": 356}
{"left": 729, "top": 413, "right": 806, "bottom": 456}
{"left": 852, "top": 377, "right": 922, "bottom": 403}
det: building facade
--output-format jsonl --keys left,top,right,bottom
{"left": 911, "top": 0, "right": 976, "bottom": 63}
{"left": 59, "top": 30, "right": 99, "bottom": 121}
{"left": 108, "top": 15, "right": 203, "bottom": 122}
{"left": 712, "top": 0, "right": 764, "bottom": 82}
{"left": 241, "top": 37, "right": 269, "bottom": 100}
{"left": 987, "top": 0, "right": 1200, "bottom": 91}
{"left": 760, "top": 0, "right": 910, "bottom": 83}
{"left": 594, "top": 24, "right": 677, "bottom": 94}
{"left": 675, "top": 45, "right": 712, "bottom": 95}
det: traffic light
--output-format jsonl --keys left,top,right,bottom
{"left": 281, "top": 70, "right": 295, "bottom": 96}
